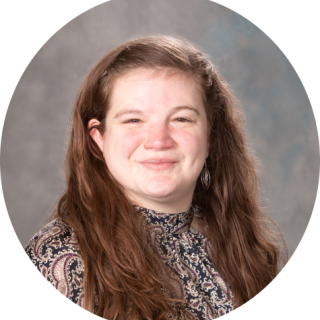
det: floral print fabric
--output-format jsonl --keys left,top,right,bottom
{"left": 25, "top": 207, "right": 234, "bottom": 319}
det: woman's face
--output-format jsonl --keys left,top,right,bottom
{"left": 89, "top": 68, "right": 209, "bottom": 212}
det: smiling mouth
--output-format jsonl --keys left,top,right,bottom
{"left": 141, "top": 163, "right": 175, "bottom": 170}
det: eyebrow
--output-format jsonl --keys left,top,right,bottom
{"left": 113, "top": 106, "right": 200, "bottom": 119}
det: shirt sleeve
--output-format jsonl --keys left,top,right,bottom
{"left": 24, "top": 219, "right": 85, "bottom": 307}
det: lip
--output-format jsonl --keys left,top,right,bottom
{"left": 141, "top": 158, "right": 177, "bottom": 164}
{"left": 139, "top": 158, "right": 178, "bottom": 171}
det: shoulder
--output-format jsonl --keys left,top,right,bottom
{"left": 25, "top": 218, "right": 85, "bottom": 307}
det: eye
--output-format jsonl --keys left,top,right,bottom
{"left": 174, "top": 117, "right": 191, "bottom": 122}
{"left": 124, "top": 119, "right": 141, "bottom": 123}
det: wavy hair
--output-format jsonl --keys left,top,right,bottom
{"left": 54, "top": 36, "right": 287, "bottom": 319}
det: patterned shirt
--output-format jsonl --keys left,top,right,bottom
{"left": 25, "top": 207, "right": 234, "bottom": 319}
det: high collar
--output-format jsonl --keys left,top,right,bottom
{"left": 135, "top": 206, "right": 195, "bottom": 235}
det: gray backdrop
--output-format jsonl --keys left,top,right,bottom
{"left": 1, "top": 0, "right": 318, "bottom": 258}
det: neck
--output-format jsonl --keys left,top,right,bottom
{"left": 128, "top": 193, "right": 193, "bottom": 214}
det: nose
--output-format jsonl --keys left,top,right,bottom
{"left": 143, "top": 122, "right": 175, "bottom": 150}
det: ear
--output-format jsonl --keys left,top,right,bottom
{"left": 88, "top": 118, "right": 104, "bottom": 152}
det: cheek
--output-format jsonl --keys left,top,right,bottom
{"left": 176, "top": 130, "right": 207, "bottom": 157}
{"left": 103, "top": 128, "right": 143, "bottom": 159}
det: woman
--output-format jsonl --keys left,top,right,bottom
{"left": 25, "top": 36, "right": 287, "bottom": 320}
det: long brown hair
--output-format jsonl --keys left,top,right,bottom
{"left": 55, "top": 36, "right": 287, "bottom": 319}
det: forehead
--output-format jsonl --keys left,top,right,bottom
{"left": 108, "top": 67, "right": 204, "bottom": 111}
{"left": 114, "top": 67, "right": 195, "bottom": 83}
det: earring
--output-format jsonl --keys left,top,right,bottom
{"left": 201, "top": 160, "right": 211, "bottom": 190}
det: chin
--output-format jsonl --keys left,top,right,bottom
{"left": 142, "top": 178, "right": 177, "bottom": 199}
{"left": 144, "top": 189, "right": 175, "bottom": 199}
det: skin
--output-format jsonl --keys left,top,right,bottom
{"left": 89, "top": 68, "right": 209, "bottom": 215}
